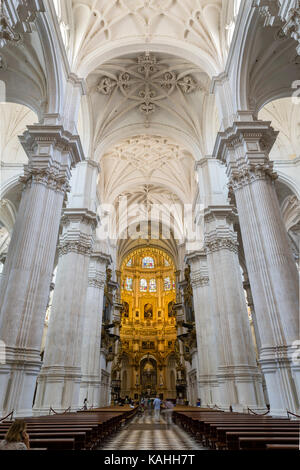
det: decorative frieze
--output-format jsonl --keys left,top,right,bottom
{"left": 88, "top": 274, "right": 106, "bottom": 290}
{"left": 58, "top": 239, "right": 93, "bottom": 257}
{"left": 20, "top": 167, "right": 71, "bottom": 194}
{"left": 205, "top": 236, "right": 239, "bottom": 254}
{"left": 229, "top": 162, "right": 278, "bottom": 191}
{"left": 190, "top": 274, "right": 209, "bottom": 288}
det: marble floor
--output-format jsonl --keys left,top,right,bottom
{"left": 99, "top": 412, "right": 208, "bottom": 450}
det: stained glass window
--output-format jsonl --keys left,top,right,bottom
{"left": 172, "top": 280, "right": 176, "bottom": 290}
{"left": 149, "top": 278, "right": 156, "bottom": 292}
{"left": 164, "top": 277, "right": 171, "bottom": 291}
{"left": 125, "top": 277, "right": 133, "bottom": 291}
{"left": 142, "top": 257, "right": 154, "bottom": 268}
{"left": 126, "top": 259, "right": 132, "bottom": 267}
{"left": 164, "top": 259, "right": 170, "bottom": 266}
{"left": 140, "top": 278, "right": 147, "bottom": 292}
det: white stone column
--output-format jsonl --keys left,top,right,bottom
{"left": 214, "top": 120, "right": 299, "bottom": 415}
{"left": 33, "top": 160, "right": 99, "bottom": 414}
{"left": 185, "top": 251, "right": 219, "bottom": 407}
{"left": 205, "top": 207, "right": 265, "bottom": 411}
{"left": 0, "top": 125, "right": 83, "bottom": 417}
{"left": 79, "top": 249, "right": 112, "bottom": 408}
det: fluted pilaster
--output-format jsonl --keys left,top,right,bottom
{"left": 33, "top": 160, "right": 99, "bottom": 414}
{"left": 214, "top": 120, "right": 300, "bottom": 415}
{"left": 0, "top": 125, "right": 83, "bottom": 417}
{"left": 185, "top": 251, "right": 219, "bottom": 407}
{"left": 204, "top": 206, "right": 265, "bottom": 411}
{"left": 79, "top": 251, "right": 112, "bottom": 407}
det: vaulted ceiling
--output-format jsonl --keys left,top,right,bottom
{"left": 54, "top": 0, "right": 241, "bottom": 76}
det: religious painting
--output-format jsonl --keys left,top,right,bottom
{"left": 168, "top": 301, "right": 175, "bottom": 317}
{"left": 144, "top": 303, "right": 153, "bottom": 319}
{"left": 122, "top": 301, "right": 129, "bottom": 318}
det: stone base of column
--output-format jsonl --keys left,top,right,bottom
{"left": 260, "top": 346, "right": 299, "bottom": 416}
{"left": 0, "top": 347, "right": 41, "bottom": 418}
{"left": 198, "top": 376, "right": 219, "bottom": 407}
{"left": 79, "top": 376, "right": 101, "bottom": 409}
{"left": 216, "top": 365, "right": 266, "bottom": 412}
{"left": 33, "top": 366, "right": 81, "bottom": 415}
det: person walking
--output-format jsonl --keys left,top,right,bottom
{"left": 153, "top": 395, "right": 161, "bottom": 422}
{"left": 0, "top": 420, "right": 30, "bottom": 450}
{"left": 147, "top": 397, "right": 152, "bottom": 416}
{"left": 164, "top": 399, "right": 174, "bottom": 427}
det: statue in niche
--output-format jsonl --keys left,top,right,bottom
{"left": 144, "top": 303, "right": 153, "bottom": 319}
{"left": 122, "top": 302, "right": 129, "bottom": 318}
{"left": 168, "top": 301, "right": 175, "bottom": 317}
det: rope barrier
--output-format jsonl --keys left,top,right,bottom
{"left": 49, "top": 406, "right": 71, "bottom": 415}
{"left": 0, "top": 410, "right": 14, "bottom": 422}
{"left": 287, "top": 410, "right": 300, "bottom": 419}
{"left": 247, "top": 407, "right": 270, "bottom": 415}
{"left": 213, "top": 404, "right": 223, "bottom": 410}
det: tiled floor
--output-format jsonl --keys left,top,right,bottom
{"left": 100, "top": 412, "right": 208, "bottom": 450}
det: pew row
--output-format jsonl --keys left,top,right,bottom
{"left": 0, "top": 406, "right": 137, "bottom": 451}
{"left": 173, "top": 410, "right": 299, "bottom": 451}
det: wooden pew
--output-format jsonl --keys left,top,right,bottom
{"left": 173, "top": 410, "right": 299, "bottom": 451}
{"left": 239, "top": 436, "right": 299, "bottom": 451}
{"left": 266, "top": 444, "right": 299, "bottom": 451}
{"left": 0, "top": 406, "right": 138, "bottom": 450}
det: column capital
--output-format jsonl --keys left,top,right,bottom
{"left": 58, "top": 235, "right": 94, "bottom": 257}
{"left": 19, "top": 124, "right": 85, "bottom": 194}
{"left": 20, "top": 124, "right": 85, "bottom": 166}
{"left": 184, "top": 250, "right": 207, "bottom": 266}
{"left": 213, "top": 120, "right": 278, "bottom": 163}
{"left": 213, "top": 120, "right": 279, "bottom": 190}
{"left": 91, "top": 251, "right": 112, "bottom": 266}
{"left": 204, "top": 206, "right": 238, "bottom": 255}
{"left": 61, "top": 208, "right": 97, "bottom": 228}
{"left": 204, "top": 205, "right": 237, "bottom": 223}
{"left": 194, "top": 155, "right": 214, "bottom": 171}
{"left": 88, "top": 271, "right": 106, "bottom": 290}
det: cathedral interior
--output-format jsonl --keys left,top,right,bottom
{"left": 0, "top": 0, "right": 299, "bottom": 453}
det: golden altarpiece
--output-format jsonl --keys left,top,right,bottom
{"left": 114, "top": 247, "right": 184, "bottom": 400}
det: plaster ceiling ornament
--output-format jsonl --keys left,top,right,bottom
{"left": 97, "top": 52, "right": 198, "bottom": 126}
{"left": 100, "top": 134, "right": 196, "bottom": 208}
{"left": 105, "top": 135, "right": 186, "bottom": 176}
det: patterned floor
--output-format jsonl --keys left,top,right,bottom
{"left": 100, "top": 412, "right": 208, "bottom": 450}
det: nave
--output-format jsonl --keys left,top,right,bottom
{"left": 100, "top": 413, "right": 206, "bottom": 451}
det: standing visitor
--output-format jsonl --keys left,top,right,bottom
{"left": 153, "top": 395, "right": 161, "bottom": 422}
{"left": 196, "top": 398, "right": 201, "bottom": 407}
